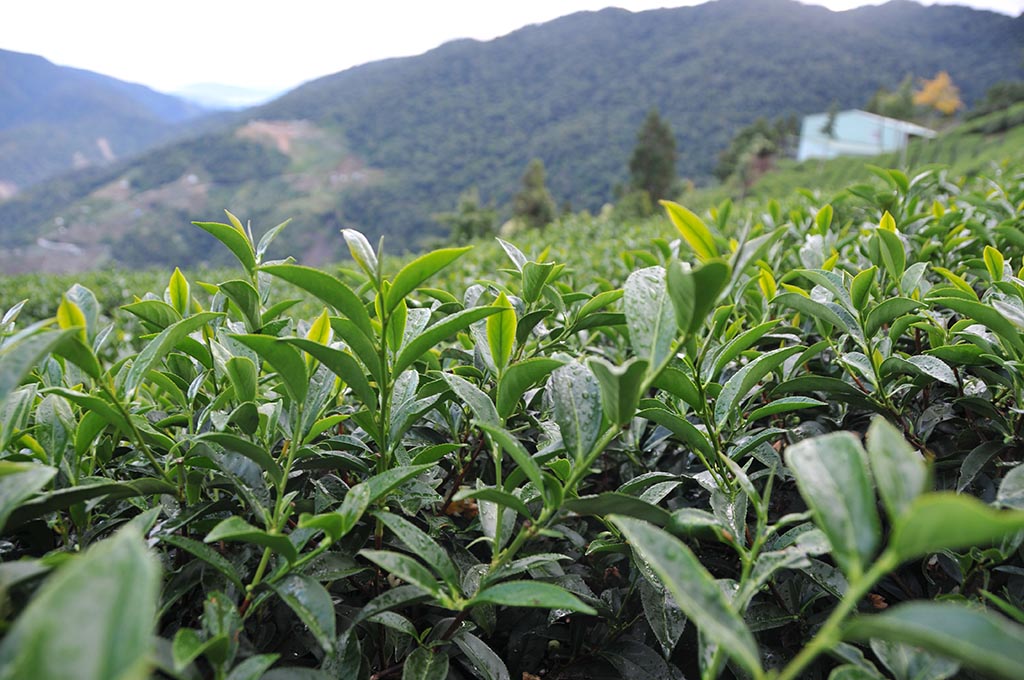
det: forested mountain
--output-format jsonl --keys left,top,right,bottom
{"left": 2, "top": 0, "right": 1021, "bottom": 272}
{"left": 0, "top": 49, "right": 211, "bottom": 194}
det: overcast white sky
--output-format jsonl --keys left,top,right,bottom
{"left": 3, "top": 0, "right": 1022, "bottom": 94}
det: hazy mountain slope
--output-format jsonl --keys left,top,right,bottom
{"left": 2, "top": 0, "right": 1020, "bottom": 273}
{"left": 0, "top": 49, "right": 209, "bottom": 191}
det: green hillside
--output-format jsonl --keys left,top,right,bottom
{"left": 1, "top": 0, "right": 1021, "bottom": 272}
{"left": 0, "top": 49, "right": 212, "bottom": 192}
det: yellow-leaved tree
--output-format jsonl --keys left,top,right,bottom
{"left": 913, "top": 71, "right": 963, "bottom": 116}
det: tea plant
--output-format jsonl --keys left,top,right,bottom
{"left": 2, "top": 169, "right": 1024, "bottom": 680}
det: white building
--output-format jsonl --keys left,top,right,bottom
{"left": 797, "top": 109, "right": 936, "bottom": 162}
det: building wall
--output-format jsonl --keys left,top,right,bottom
{"left": 797, "top": 110, "right": 935, "bottom": 161}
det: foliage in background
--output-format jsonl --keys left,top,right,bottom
{"left": 2, "top": 0, "right": 1021, "bottom": 271}
{"left": 511, "top": 159, "right": 557, "bottom": 231}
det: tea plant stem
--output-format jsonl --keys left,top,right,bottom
{"left": 776, "top": 550, "right": 898, "bottom": 680}
{"left": 99, "top": 382, "right": 175, "bottom": 486}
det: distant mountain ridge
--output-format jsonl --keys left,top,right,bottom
{"left": 0, "top": 49, "right": 209, "bottom": 191}
{"left": 1, "top": 0, "right": 1021, "bottom": 273}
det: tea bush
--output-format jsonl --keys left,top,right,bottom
{"left": 2, "top": 168, "right": 1024, "bottom": 679}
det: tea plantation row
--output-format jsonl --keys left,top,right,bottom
{"left": 1, "top": 164, "right": 1024, "bottom": 679}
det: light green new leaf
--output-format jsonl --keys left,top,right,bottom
{"left": 785, "top": 432, "right": 880, "bottom": 579}
{"left": 194, "top": 432, "right": 283, "bottom": 485}
{"left": 472, "top": 580, "right": 596, "bottom": 615}
{"left": 0, "top": 527, "right": 160, "bottom": 680}
{"left": 224, "top": 356, "right": 258, "bottom": 404}
{"left": 889, "top": 493, "right": 1024, "bottom": 562}
{"left": 610, "top": 516, "right": 762, "bottom": 678}
{"left": 219, "top": 280, "right": 262, "bottom": 332}
{"left": 865, "top": 417, "right": 927, "bottom": 520}
{"left": 997, "top": 464, "right": 1024, "bottom": 509}
{"left": 660, "top": 201, "right": 718, "bottom": 261}
{"left": 341, "top": 228, "right": 379, "bottom": 282}
{"left": 299, "top": 482, "right": 371, "bottom": 541}
{"left": 364, "top": 464, "right": 434, "bottom": 504}
{"left": 285, "top": 338, "right": 377, "bottom": 410}
{"left": 386, "top": 246, "right": 472, "bottom": 315}
{"left": 486, "top": 292, "right": 516, "bottom": 374}
{"left": 268, "top": 575, "right": 336, "bottom": 653}
{"left": 125, "top": 312, "right": 222, "bottom": 396}
{"left": 844, "top": 602, "right": 1024, "bottom": 680}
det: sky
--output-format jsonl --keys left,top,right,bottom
{"left": 3, "top": 0, "right": 1022, "bottom": 95}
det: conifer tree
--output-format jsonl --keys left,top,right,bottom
{"left": 512, "top": 158, "right": 556, "bottom": 230}
{"left": 629, "top": 108, "right": 678, "bottom": 202}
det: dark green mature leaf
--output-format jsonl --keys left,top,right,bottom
{"left": 775, "top": 293, "right": 858, "bottom": 339}
{"left": 298, "top": 482, "right": 371, "bottom": 542}
{"left": 785, "top": 432, "right": 880, "bottom": 579}
{"left": 549, "top": 362, "right": 602, "bottom": 461}
{"left": 865, "top": 297, "right": 923, "bottom": 337}
{"left": 0, "top": 527, "right": 159, "bottom": 680}
{"left": 865, "top": 417, "right": 927, "bottom": 520}
{"left": 125, "top": 312, "right": 222, "bottom": 396}
{"left": 565, "top": 493, "right": 671, "bottom": 526}
{"left": 230, "top": 334, "right": 308, "bottom": 403}
{"left": 625, "top": 267, "right": 677, "bottom": 370}
{"left": 219, "top": 279, "right": 262, "bottom": 332}
{"left": 386, "top": 246, "right": 472, "bottom": 314}
{"left": 364, "top": 464, "right": 434, "bottom": 504}
{"left": 588, "top": 356, "right": 648, "bottom": 426}
{"left": 393, "top": 306, "right": 501, "bottom": 375}
{"left": 997, "top": 464, "right": 1024, "bottom": 509}
{"left": 158, "top": 534, "right": 244, "bottom": 590}
{"left": 0, "top": 328, "right": 80, "bottom": 404}
{"left": 442, "top": 373, "right": 499, "bottom": 426}
{"left": 476, "top": 422, "right": 543, "bottom": 492}
{"left": 638, "top": 407, "right": 715, "bottom": 461}
{"left": 195, "top": 433, "right": 283, "bottom": 485}
{"left": 931, "top": 297, "right": 1024, "bottom": 353}
{"left": 286, "top": 338, "right": 377, "bottom": 409}
{"left": 268, "top": 575, "right": 336, "bottom": 653}
{"left": 844, "top": 603, "right": 1024, "bottom": 680}
{"left": 194, "top": 219, "right": 256, "bottom": 274}
{"left": 495, "top": 357, "right": 564, "bottom": 418}
{"left": 453, "top": 632, "right": 510, "bottom": 680}
{"left": 653, "top": 366, "right": 702, "bottom": 410}
{"left": 403, "top": 647, "right": 449, "bottom": 680}
{"left": 374, "top": 510, "right": 460, "bottom": 592}
{"left": 640, "top": 577, "right": 687, "bottom": 657}
{"left": 0, "top": 462, "right": 56, "bottom": 533}
{"left": 610, "top": 516, "right": 762, "bottom": 677}
{"left": 889, "top": 493, "right": 1024, "bottom": 562}
{"left": 714, "top": 345, "right": 803, "bottom": 428}
{"left": 204, "top": 516, "right": 298, "bottom": 563}
{"left": 472, "top": 581, "right": 596, "bottom": 614}
{"left": 359, "top": 550, "right": 444, "bottom": 598}
{"left": 870, "top": 639, "right": 959, "bottom": 680}
{"left": 261, "top": 264, "right": 373, "bottom": 338}
{"left": 7, "top": 478, "right": 177, "bottom": 531}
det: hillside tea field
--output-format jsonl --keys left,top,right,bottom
{"left": 3, "top": 165, "right": 1024, "bottom": 680}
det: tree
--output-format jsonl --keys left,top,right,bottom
{"left": 628, "top": 108, "right": 678, "bottom": 202}
{"left": 914, "top": 71, "right": 963, "bottom": 116}
{"left": 512, "top": 158, "right": 556, "bottom": 230}
{"left": 866, "top": 75, "right": 916, "bottom": 121}
{"left": 433, "top": 187, "right": 497, "bottom": 243}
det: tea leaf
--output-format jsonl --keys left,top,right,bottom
{"left": 611, "top": 516, "right": 762, "bottom": 677}
{"left": 472, "top": 581, "right": 596, "bottom": 614}
{"left": 785, "top": 432, "right": 880, "bottom": 578}
{"left": 845, "top": 602, "right": 1024, "bottom": 680}
{"left": 0, "top": 527, "right": 159, "bottom": 680}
